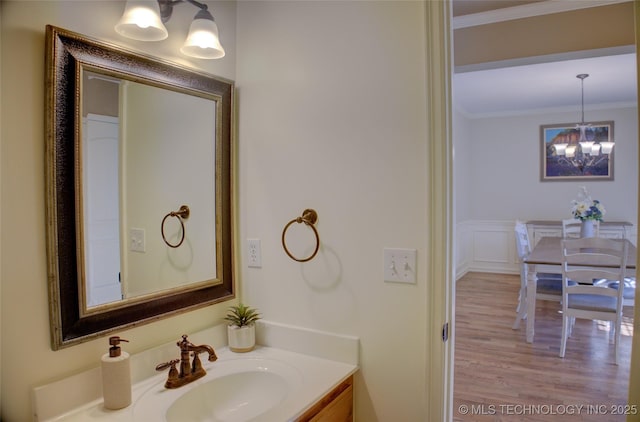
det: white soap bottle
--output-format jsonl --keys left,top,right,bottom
{"left": 101, "top": 336, "right": 132, "bottom": 410}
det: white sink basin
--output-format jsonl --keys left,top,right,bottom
{"left": 166, "top": 371, "right": 288, "bottom": 421}
{"left": 133, "top": 357, "right": 303, "bottom": 422}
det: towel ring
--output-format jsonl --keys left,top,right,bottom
{"left": 282, "top": 209, "right": 320, "bottom": 262}
{"left": 161, "top": 205, "right": 190, "bottom": 248}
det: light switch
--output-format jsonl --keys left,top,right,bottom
{"left": 383, "top": 248, "right": 417, "bottom": 284}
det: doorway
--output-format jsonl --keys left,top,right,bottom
{"left": 83, "top": 114, "right": 123, "bottom": 306}
{"left": 453, "top": 0, "right": 638, "bottom": 420}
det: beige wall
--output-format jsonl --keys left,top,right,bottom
{"left": 0, "top": 2, "right": 237, "bottom": 420}
{"left": 454, "top": 2, "right": 635, "bottom": 67}
{"left": 235, "top": 2, "right": 430, "bottom": 420}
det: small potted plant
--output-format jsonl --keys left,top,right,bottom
{"left": 224, "top": 303, "right": 261, "bottom": 352}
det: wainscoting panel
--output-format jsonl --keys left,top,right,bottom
{"left": 455, "top": 220, "right": 519, "bottom": 278}
{"left": 468, "top": 221, "right": 515, "bottom": 275}
{"left": 455, "top": 219, "right": 637, "bottom": 280}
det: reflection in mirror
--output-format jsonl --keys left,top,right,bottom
{"left": 45, "top": 25, "right": 235, "bottom": 349}
{"left": 81, "top": 70, "right": 218, "bottom": 309}
{"left": 81, "top": 72, "right": 121, "bottom": 307}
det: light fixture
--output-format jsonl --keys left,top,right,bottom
{"left": 115, "top": 0, "right": 225, "bottom": 59}
{"left": 552, "top": 74, "right": 615, "bottom": 174}
{"left": 114, "top": 1, "right": 168, "bottom": 41}
{"left": 180, "top": 8, "right": 225, "bottom": 59}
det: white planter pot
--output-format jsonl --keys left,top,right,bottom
{"left": 227, "top": 324, "right": 256, "bottom": 353}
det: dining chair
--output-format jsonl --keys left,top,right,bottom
{"left": 559, "top": 237, "right": 628, "bottom": 365}
{"left": 603, "top": 278, "right": 636, "bottom": 307}
{"left": 512, "top": 220, "right": 563, "bottom": 329}
{"left": 562, "top": 218, "right": 600, "bottom": 238}
{"left": 604, "top": 226, "right": 636, "bottom": 307}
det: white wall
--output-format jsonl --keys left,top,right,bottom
{"left": 453, "top": 107, "right": 473, "bottom": 223}
{"left": 0, "top": 2, "right": 236, "bottom": 420}
{"left": 235, "top": 2, "right": 429, "bottom": 420}
{"left": 456, "top": 106, "right": 638, "bottom": 223}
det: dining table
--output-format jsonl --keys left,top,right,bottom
{"left": 523, "top": 236, "right": 637, "bottom": 343}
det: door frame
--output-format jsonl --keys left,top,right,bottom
{"left": 425, "top": 1, "right": 455, "bottom": 420}
{"left": 625, "top": 1, "right": 640, "bottom": 415}
{"left": 436, "top": 2, "right": 640, "bottom": 420}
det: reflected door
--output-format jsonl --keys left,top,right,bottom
{"left": 84, "top": 114, "right": 122, "bottom": 306}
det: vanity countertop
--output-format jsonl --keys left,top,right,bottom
{"left": 41, "top": 346, "right": 358, "bottom": 422}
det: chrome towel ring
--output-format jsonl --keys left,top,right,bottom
{"left": 161, "top": 205, "right": 190, "bottom": 248}
{"left": 282, "top": 209, "right": 320, "bottom": 262}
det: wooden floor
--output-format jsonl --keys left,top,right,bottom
{"left": 454, "top": 272, "right": 634, "bottom": 422}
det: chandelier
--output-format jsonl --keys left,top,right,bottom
{"left": 552, "top": 74, "right": 615, "bottom": 174}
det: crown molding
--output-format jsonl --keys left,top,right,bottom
{"left": 454, "top": 101, "right": 637, "bottom": 120}
{"left": 453, "top": 0, "right": 631, "bottom": 29}
{"left": 454, "top": 45, "right": 636, "bottom": 74}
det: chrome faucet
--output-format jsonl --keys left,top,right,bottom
{"left": 155, "top": 334, "right": 218, "bottom": 389}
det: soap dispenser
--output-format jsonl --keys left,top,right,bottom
{"left": 101, "top": 336, "right": 132, "bottom": 410}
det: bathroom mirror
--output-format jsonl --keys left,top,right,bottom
{"left": 45, "top": 25, "right": 235, "bottom": 349}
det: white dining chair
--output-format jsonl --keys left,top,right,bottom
{"left": 512, "top": 220, "right": 563, "bottom": 329}
{"left": 559, "top": 237, "right": 628, "bottom": 365}
{"left": 513, "top": 221, "right": 529, "bottom": 325}
{"left": 602, "top": 278, "right": 636, "bottom": 307}
{"left": 603, "top": 226, "right": 636, "bottom": 307}
{"left": 562, "top": 218, "right": 599, "bottom": 238}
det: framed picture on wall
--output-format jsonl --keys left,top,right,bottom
{"left": 540, "top": 120, "right": 614, "bottom": 181}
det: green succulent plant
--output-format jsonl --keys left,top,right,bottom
{"left": 224, "top": 303, "right": 261, "bottom": 327}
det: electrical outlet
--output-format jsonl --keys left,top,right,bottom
{"left": 130, "top": 228, "right": 146, "bottom": 252}
{"left": 248, "top": 238, "right": 262, "bottom": 268}
{"left": 383, "top": 248, "right": 417, "bottom": 283}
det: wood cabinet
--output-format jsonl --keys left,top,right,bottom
{"left": 295, "top": 376, "right": 353, "bottom": 422}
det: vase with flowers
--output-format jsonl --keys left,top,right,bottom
{"left": 570, "top": 186, "right": 605, "bottom": 238}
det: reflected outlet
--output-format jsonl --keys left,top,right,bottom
{"left": 130, "top": 228, "right": 145, "bottom": 253}
{"left": 248, "top": 238, "right": 262, "bottom": 268}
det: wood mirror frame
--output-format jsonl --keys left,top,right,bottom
{"left": 45, "top": 25, "right": 235, "bottom": 349}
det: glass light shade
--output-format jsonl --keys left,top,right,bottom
{"left": 180, "top": 10, "right": 225, "bottom": 59}
{"left": 115, "top": 1, "right": 168, "bottom": 41}
{"left": 590, "top": 144, "right": 601, "bottom": 156}
{"left": 600, "top": 141, "right": 615, "bottom": 154}
{"left": 565, "top": 145, "right": 577, "bottom": 158}
{"left": 554, "top": 143, "right": 568, "bottom": 156}
{"left": 579, "top": 141, "right": 594, "bottom": 154}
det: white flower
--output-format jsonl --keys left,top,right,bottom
{"left": 570, "top": 187, "right": 605, "bottom": 221}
